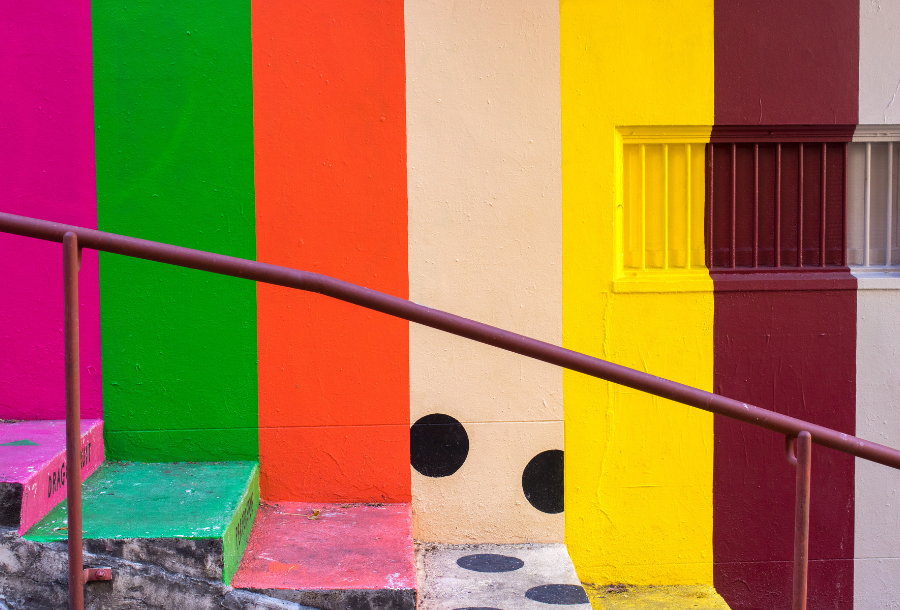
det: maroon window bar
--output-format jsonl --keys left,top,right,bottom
{"left": 1, "top": 211, "right": 898, "bottom": 610}
{"left": 707, "top": 126, "right": 855, "bottom": 271}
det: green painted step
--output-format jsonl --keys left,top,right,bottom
{"left": 25, "top": 461, "right": 259, "bottom": 584}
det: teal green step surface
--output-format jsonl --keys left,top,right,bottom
{"left": 25, "top": 461, "right": 259, "bottom": 584}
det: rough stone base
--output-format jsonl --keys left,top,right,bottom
{"left": 0, "top": 485, "right": 22, "bottom": 529}
{"left": 82, "top": 537, "right": 225, "bottom": 582}
{"left": 244, "top": 589, "right": 417, "bottom": 610}
{"left": 0, "top": 527, "right": 313, "bottom": 610}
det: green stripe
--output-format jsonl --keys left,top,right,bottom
{"left": 93, "top": 0, "right": 257, "bottom": 461}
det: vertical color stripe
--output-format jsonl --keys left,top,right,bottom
{"left": 254, "top": 0, "right": 409, "bottom": 502}
{"left": 406, "top": 0, "right": 563, "bottom": 543}
{"left": 0, "top": 0, "right": 102, "bottom": 420}
{"left": 714, "top": 0, "right": 859, "bottom": 124}
{"left": 709, "top": 129, "right": 858, "bottom": 609}
{"left": 561, "top": 0, "right": 715, "bottom": 584}
{"left": 93, "top": 0, "right": 257, "bottom": 460}
{"left": 853, "top": 287, "right": 900, "bottom": 610}
{"left": 850, "top": 127, "right": 900, "bottom": 610}
{"left": 712, "top": 283, "right": 857, "bottom": 609}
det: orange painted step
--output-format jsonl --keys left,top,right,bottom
{"left": 232, "top": 501, "right": 416, "bottom": 610}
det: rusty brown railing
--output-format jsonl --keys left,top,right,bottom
{"left": 3, "top": 211, "right": 900, "bottom": 610}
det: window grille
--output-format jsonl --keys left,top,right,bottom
{"left": 620, "top": 131, "right": 708, "bottom": 277}
{"left": 848, "top": 132, "right": 900, "bottom": 270}
{"left": 707, "top": 134, "right": 849, "bottom": 271}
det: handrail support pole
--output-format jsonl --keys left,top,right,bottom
{"left": 790, "top": 431, "right": 812, "bottom": 610}
{"left": 64, "top": 232, "right": 85, "bottom": 610}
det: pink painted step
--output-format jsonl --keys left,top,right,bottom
{"left": 232, "top": 501, "right": 416, "bottom": 610}
{"left": 0, "top": 419, "right": 104, "bottom": 534}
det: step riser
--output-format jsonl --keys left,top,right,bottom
{"left": 0, "top": 420, "right": 105, "bottom": 534}
{"left": 19, "top": 424, "right": 104, "bottom": 534}
{"left": 84, "top": 538, "right": 226, "bottom": 581}
{"left": 245, "top": 588, "right": 416, "bottom": 610}
{"left": 224, "top": 467, "right": 260, "bottom": 583}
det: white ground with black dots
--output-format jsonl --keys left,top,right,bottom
{"left": 416, "top": 543, "right": 591, "bottom": 610}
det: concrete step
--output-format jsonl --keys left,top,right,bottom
{"left": 416, "top": 543, "right": 733, "bottom": 610}
{"left": 0, "top": 419, "right": 104, "bottom": 534}
{"left": 582, "top": 584, "right": 730, "bottom": 609}
{"left": 416, "top": 543, "right": 591, "bottom": 610}
{"left": 232, "top": 501, "right": 416, "bottom": 610}
{"left": 23, "top": 460, "right": 260, "bottom": 584}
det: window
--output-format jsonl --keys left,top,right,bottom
{"left": 617, "top": 127, "right": 709, "bottom": 291}
{"left": 616, "top": 127, "right": 854, "bottom": 292}
{"left": 707, "top": 128, "right": 850, "bottom": 271}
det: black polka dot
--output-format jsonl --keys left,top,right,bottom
{"left": 525, "top": 584, "right": 589, "bottom": 605}
{"left": 456, "top": 553, "right": 524, "bottom": 573}
{"left": 522, "top": 449, "right": 564, "bottom": 514}
{"left": 410, "top": 414, "right": 469, "bottom": 477}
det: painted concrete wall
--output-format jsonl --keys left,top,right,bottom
{"left": 860, "top": 1, "right": 900, "bottom": 125}
{"left": 851, "top": 128, "right": 900, "bottom": 610}
{"left": 854, "top": 287, "right": 900, "bottom": 610}
{"left": 712, "top": 281, "right": 857, "bottom": 610}
{"left": 254, "top": 0, "right": 410, "bottom": 503}
{"left": 707, "top": 130, "right": 858, "bottom": 610}
{"left": 0, "top": 1, "right": 102, "bottom": 420}
{"left": 93, "top": 1, "right": 258, "bottom": 461}
{"left": 406, "top": 0, "right": 563, "bottom": 542}
{"left": 561, "top": 0, "right": 715, "bottom": 585}
{"left": 715, "top": 0, "right": 858, "bottom": 124}
{"left": 711, "top": 3, "right": 861, "bottom": 603}
{"left": 10, "top": 9, "right": 900, "bottom": 610}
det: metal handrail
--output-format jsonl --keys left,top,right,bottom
{"left": 2, "top": 210, "right": 899, "bottom": 610}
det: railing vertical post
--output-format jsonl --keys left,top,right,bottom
{"left": 63, "top": 232, "right": 84, "bottom": 610}
{"left": 790, "top": 431, "right": 812, "bottom": 610}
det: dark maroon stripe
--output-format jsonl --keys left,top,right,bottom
{"left": 712, "top": 286, "right": 856, "bottom": 610}
{"left": 714, "top": 0, "right": 859, "bottom": 125}
{"left": 715, "top": 560, "right": 853, "bottom": 610}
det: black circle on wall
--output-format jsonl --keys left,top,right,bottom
{"left": 410, "top": 413, "right": 469, "bottom": 477}
{"left": 457, "top": 553, "right": 524, "bottom": 573}
{"left": 522, "top": 449, "right": 564, "bottom": 514}
{"left": 525, "top": 584, "right": 589, "bottom": 605}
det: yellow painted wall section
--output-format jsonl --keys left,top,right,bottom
{"left": 560, "top": 0, "right": 715, "bottom": 585}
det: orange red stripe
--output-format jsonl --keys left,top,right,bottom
{"left": 253, "top": 0, "right": 409, "bottom": 502}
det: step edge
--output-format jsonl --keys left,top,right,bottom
{"left": 13, "top": 420, "right": 105, "bottom": 535}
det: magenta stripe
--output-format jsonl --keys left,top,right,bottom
{"left": 0, "top": 1, "right": 101, "bottom": 419}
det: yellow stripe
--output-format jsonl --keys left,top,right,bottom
{"left": 561, "top": 0, "right": 715, "bottom": 585}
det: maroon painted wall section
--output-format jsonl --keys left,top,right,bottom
{"left": 714, "top": 0, "right": 859, "bottom": 125}
{"left": 709, "top": 125, "right": 858, "bottom": 608}
{"left": 712, "top": 285, "right": 857, "bottom": 610}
